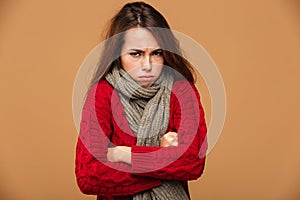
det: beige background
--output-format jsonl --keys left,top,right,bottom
{"left": 1, "top": 0, "right": 300, "bottom": 199}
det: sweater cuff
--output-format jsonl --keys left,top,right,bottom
{"left": 131, "top": 145, "right": 164, "bottom": 173}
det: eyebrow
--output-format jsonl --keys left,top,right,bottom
{"left": 128, "top": 48, "right": 163, "bottom": 52}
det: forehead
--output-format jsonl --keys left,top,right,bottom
{"left": 122, "top": 28, "right": 160, "bottom": 50}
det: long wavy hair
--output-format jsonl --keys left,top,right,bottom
{"left": 89, "top": 1, "right": 195, "bottom": 87}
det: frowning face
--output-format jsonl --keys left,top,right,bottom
{"left": 120, "top": 28, "right": 164, "bottom": 88}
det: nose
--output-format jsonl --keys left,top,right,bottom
{"left": 141, "top": 55, "right": 152, "bottom": 71}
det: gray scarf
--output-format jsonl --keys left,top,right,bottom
{"left": 105, "top": 66, "right": 189, "bottom": 200}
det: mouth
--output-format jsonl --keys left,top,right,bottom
{"left": 136, "top": 76, "right": 156, "bottom": 87}
{"left": 138, "top": 75, "right": 155, "bottom": 81}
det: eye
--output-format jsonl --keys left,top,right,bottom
{"left": 129, "top": 52, "right": 141, "bottom": 57}
{"left": 152, "top": 50, "right": 163, "bottom": 57}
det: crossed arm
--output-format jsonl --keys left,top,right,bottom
{"left": 107, "top": 132, "right": 178, "bottom": 164}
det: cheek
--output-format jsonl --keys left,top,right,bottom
{"left": 153, "top": 57, "right": 164, "bottom": 65}
{"left": 120, "top": 56, "right": 130, "bottom": 72}
{"left": 151, "top": 57, "right": 164, "bottom": 72}
{"left": 154, "top": 63, "right": 164, "bottom": 75}
{"left": 158, "top": 66, "right": 164, "bottom": 76}
{"left": 120, "top": 56, "right": 139, "bottom": 73}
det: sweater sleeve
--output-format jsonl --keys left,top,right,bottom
{"left": 75, "top": 82, "right": 161, "bottom": 196}
{"left": 131, "top": 80, "right": 208, "bottom": 181}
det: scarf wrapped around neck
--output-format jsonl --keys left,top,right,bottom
{"left": 105, "top": 66, "right": 190, "bottom": 200}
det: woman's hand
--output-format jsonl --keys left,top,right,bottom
{"left": 107, "top": 146, "right": 131, "bottom": 164}
{"left": 160, "top": 132, "right": 178, "bottom": 147}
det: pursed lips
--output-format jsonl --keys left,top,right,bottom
{"left": 138, "top": 75, "right": 154, "bottom": 78}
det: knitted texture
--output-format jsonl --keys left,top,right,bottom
{"left": 75, "top": 79, "right": 208, "bottom": 200}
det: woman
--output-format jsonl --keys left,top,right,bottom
{"left": 75, "top": 2, "right": 207, "bottom": 199}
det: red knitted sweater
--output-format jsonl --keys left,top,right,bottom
{"left": 75, "top": 79, "right": 207, "bottom": 200}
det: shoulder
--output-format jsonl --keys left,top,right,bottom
{"left": 83, "top": 79, "right": 114, "bottom": 109}
{"left": 88, "top": 79, "right": 114, "bottom": 98}
{"left": 171, "top": 79, "right": 200, "bottom": 99}
{"left": 170, "top": 79, "right": 202, "bottom": 113}
{"left": 96, "top": 79, "right": 113, "bottom": 92}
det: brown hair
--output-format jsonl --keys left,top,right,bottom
{"left": 90, "top": 1, "right": 195, "bottom": 87}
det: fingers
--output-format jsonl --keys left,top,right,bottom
{"left": 160, "top": 132, "right": 178, "bottom": 147}
{"left": 107, "top": 146, "right": 132, "bottom": 164}
{"left": 166, "top": 132, "right": 177, "bottom": 138}
{"left": 107, "top": 147, "right": 118, "bottom": 162}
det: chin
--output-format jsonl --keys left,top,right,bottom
{"left": 139, "top": 82, "right": 152, "bottom": 88}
